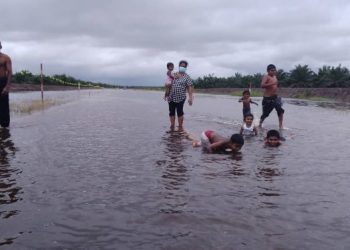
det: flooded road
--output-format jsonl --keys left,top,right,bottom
{"left": 1, "top": 89, "right": 350, "bottom": 249}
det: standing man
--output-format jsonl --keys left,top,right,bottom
{"left": 0, "top": 41, "right": 12, "bottom": 128}
{"left": 259, "top": 64, "right": 284, "bottom": 129}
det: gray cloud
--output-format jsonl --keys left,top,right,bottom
{"left": 1, "top": 0, "right": 350, "bottom": 85}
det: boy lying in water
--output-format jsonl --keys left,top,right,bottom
{"left": 192, "top": 130, "right": 244, "bottom": 153}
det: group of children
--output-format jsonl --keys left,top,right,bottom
{"left": 164, "top": 62, "right": 282, "bottom": 154}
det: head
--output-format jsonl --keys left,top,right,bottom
{"left": 242, "top": 89, "right": 250, "bottom": 99}
{"left": 265, "top": 129, "right": 281, "bottom": 147}
{"left": 228, "top": 134, "right": 244, "bottom": 152}
{"left": 179, "top": 60, "right": 188, "bottom": 73}
{"left": 167, "top": 62, "right": 174, "bottom": 71}
{"left": 267, "top": 64, "right": 276, "bottom": 77}
{"left": 243, "top": 113, "right": 254, "bottom": 126}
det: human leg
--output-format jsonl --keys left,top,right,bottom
{"left": 275, "top": 97, "right": 285, "bottom": 129}
{"left": 176, "top": 100, "right": 185, "bottom": 130}
{"left": 259, "top": 97, "right": 274, "bottom": 127}
{"left": 0, "top": 93, "right": 10, "bottom": 128}
{"left": 168, "top": 102, "right": 176, "bottom": 130}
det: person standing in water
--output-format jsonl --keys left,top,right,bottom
{"left": 167, "top": 60, "right": 193, "bottom": 131}
{"left": 0, "top": 41, "right": 12, "bottom": 128}
{"left": 259, "top": 64, "right": 284, "bottom": 129}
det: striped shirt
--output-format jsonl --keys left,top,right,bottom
{"left": 168, "top": 74, "right": 193, "bottom": 103}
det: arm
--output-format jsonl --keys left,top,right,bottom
{"left": 208, "top": 140, "right": 227, "bottom": 151}
{"left": 2, "top": 57, "right": 12, "bottom": 94}
{"left": 238, "top": 97, "right": 243, "bottom": 102}
{"left": 253, "top": 126, "right": 258, "bottom": 136}
{"left": 187, "top": 84, "right": 193, "bottom": 106}
{"left": 250, "top": 99, "right": 259, "bottom": 105}
{"left": 240, "top": 126, "right": 244, "bottom": 135}
{"left": 261, "top": 75, "right": 276, "bottom": 88}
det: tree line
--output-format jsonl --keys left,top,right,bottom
{"left": 193, "top": 64, "right": 350, "bottom": 89}
{"left": 12, "top": 70, "right": 117, "bottom": 89}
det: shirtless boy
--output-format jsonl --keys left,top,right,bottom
{"left": 0, "top": 41, "right": 12, "bottom": 128}
{"left": 193, "top": 130, "right": 244, "bottom": 153}
{"left": 259, "top": 64, "right": 284, "bottom": 129}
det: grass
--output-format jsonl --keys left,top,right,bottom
{"left": 230, "top": 89, "right": 263, "bottom": 97}
{"left": 10, "top": 99, "right": 64, "bottom": 114}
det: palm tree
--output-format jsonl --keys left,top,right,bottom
{"left": 289, "top": 64, "right": 315, "bottom": 87}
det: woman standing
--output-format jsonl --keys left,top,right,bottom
{"left": 167, "top": 60, "right": 193, "bottom": 131}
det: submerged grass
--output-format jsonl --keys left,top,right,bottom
{"left": 10, "top": 99, "right": 64, "bottom": 114}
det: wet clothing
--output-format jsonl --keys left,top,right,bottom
{"left": 260, "top": 95, "right": 284, "bottom": 121}
{"left": 200, "top": 130, "right": 215, "bottom": 150}
{"left": 241, "top": 123, "right": 255, "bottom": 136}
{"left": 169, "top": 100, "right": 185, "bottom": 117}
{"left": 0, "top": 77, "right": 10, "bottom": 127}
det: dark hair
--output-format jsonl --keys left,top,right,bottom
{"left": 266, "top": 129, "right": 280, "bottom": 139}
{"left": 230, "top": 134, "right": 244, "bottom": 146}
{"left": 179, "top": 60, "right": 188, "bottom": 67}
{"left": 166, "top": 62, "right": 174, "bottom": 69}
{"left": 267, "top": 64, "right": 276, "bottom": 71}
{"left": 244, "top": 113, "right": 254, "bottom": 120}
{"left": 242, "top": 90, "right": 250, "bottom": 95}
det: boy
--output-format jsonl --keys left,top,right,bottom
{"left": 238, "top": 89, "right": 258, "bottom": 119}
{"left": 193, "top": 130, "right": 244, "bottom": 153}
{"left": 240, "top": 113, "right": 258, "bottom": 136}
{"left": 264, "top": 129, "right": 281, "bottom": 147}
{"left": 259, "top": 64, "right": 284, "bottom": 129}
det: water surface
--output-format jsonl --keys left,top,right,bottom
{"left": 1, "top": 89, "right": 350, "bottom": 249}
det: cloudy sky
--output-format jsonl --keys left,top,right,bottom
{"left": 1, "top": 0, "right": 350, "bottom": 85}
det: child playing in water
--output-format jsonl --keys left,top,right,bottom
{"left": 240, "top": 113, "right": 258, "bottom": 136}
{"left": 265, "top": 129, "right": 281, "bottom": 147}
{"left": 193, "top": 130, "right": 244, "bottom": 153}
{"left": 164, "top": 62, "right": 175, "bottom": 100}
{"left": 238, "top": 89, "right": 258, "bottom": 119}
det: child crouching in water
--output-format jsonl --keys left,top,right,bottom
{"left": 265, "top": 129, "right": 281, "bottom": 147}
{"left": 164, "top": 62, "right": 175, "bottom": 100}
{"left": 240, "top": 113, "right": 258, "bottom": 136}
{"left": 193, "top": 130, "right": 244, "bottom": 153}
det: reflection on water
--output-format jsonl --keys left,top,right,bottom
{"left": 0, "top": 129, "right": 20, "bottom": 246}
{"left": 159, "top": 131, "right": 189, "bottom": 214}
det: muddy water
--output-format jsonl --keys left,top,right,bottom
{"left": 1, "top": 90, "right": 350, "bottom": 249}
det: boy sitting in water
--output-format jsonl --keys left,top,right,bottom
{"left": 240, "top": 113, "right": 258, "bottom": 136}
{"left": 193, "top": 130, "right": 244, "bottom": 153}
{"left": 265, "top": 129, "right": 281, "bottom": 147}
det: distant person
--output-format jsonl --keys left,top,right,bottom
{"left": 167, "top": 60, "right": 193, "bottom": 131}
{"left": 259, "top": 64, "right": 284, "bottom": 129}
{"left": 240, "top": 113, "right": 258, "bottom": 136}
{"left": 264, "top": 129, "right": 281, "bottom": 147}
{"left": 164, "top": 62, "right": 175, "bottom": 101}
{"left": 193, "top": 130, "right": 244, "bottom": 153}
{"left": 0, "top": 41, "right": 12, "bottom": 128}
{"left": 238, "top": 89, "right": 258, "bottom": 119}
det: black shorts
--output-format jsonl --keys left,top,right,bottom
{"left": 260, "top": 95, "right": 284, "bottom": 121}
{"left": 169, "top": 100, "right": 185, "bottom": 117}
{"left": 243, "top": 107, "right": 251, "bottom": 117}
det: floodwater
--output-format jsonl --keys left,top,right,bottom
{"left": 1, "top": 89, "right": 350, "bottom": 250}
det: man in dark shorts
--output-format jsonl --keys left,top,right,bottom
{"left": 259, "top": 64, "right": 284, "bottom": 129}
{"left": 0, "top": 41, "right": 12, "bottom": 128}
